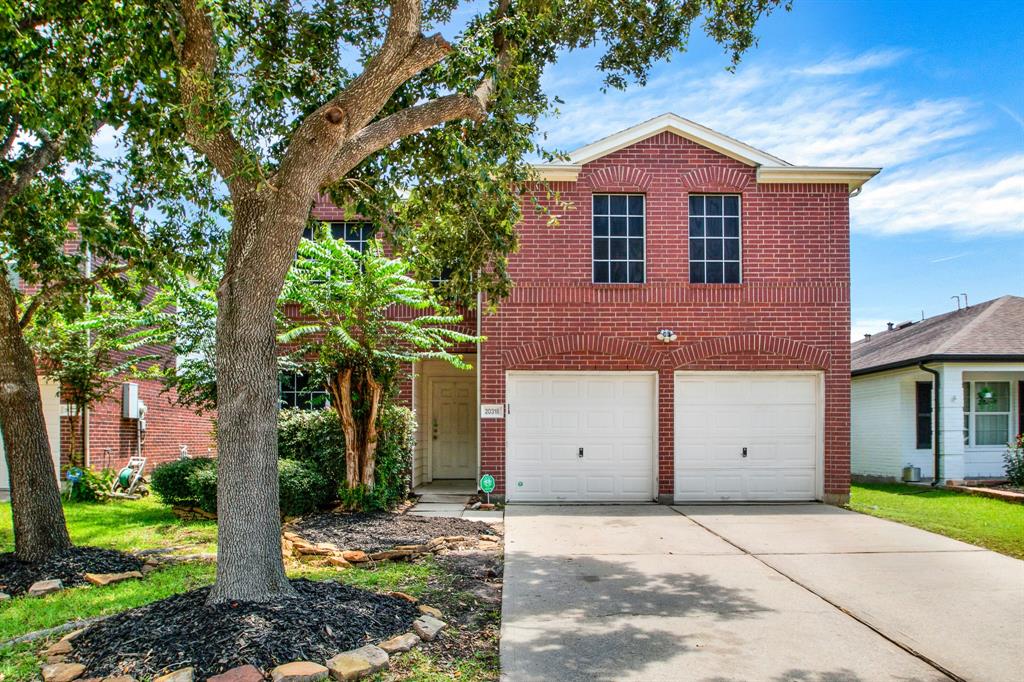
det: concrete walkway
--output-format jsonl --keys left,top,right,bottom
{"left": 501, "top": 504, "right": 1024, "bottom": 682}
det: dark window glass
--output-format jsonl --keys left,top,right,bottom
{"left": 279, "top": 372, "right": 329, "bottom": 410}
{"left": 330, "top": 221, "right": 374, "bottom": 253}
{"left": 593, "top": 194, "right": 645, "bottom": 284}
{"left": 687, "top": 194, "right": 741, "bottom": 284}
{"left": 916, "top": 382, "right": 933, "bottom": 449}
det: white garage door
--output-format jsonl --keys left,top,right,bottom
{"left": 506, "top": 372, "right": 656, "bottom": 502}
{"left": 675, "top": 372, "right": 821, "bottom": 502}
{"left": 0, "top": 378, "right": 62, "bottom": 490}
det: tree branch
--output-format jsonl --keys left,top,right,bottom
{"left": 177, "top": 0, "right": 252, "bottom": 190}
{"left": 0, "top": 130, "right": 65, "bottom": 220}
{"left": 18, "top": 262, "right": 133, "bottom": 329}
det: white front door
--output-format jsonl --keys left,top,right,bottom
{"left": 1, "top": 378, "right": 63, "bottom": 490}
{"left": 674, "top": 372, "right": 821, "bottom": 502}
{"left": 430, "top": 379, "right": 476, "bottom": 479}
{"left": 506, "top": 372, "right": 656, "bottom": 502}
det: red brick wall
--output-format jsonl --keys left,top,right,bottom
{"left": 479, "top": 131, "right": 851, "bottom": 499}
{"left": 60, "top": 379, "right": 216, "bottom": 472}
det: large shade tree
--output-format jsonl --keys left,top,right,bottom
{"left": 163, "top": 0, "right": 786, "bottom": 602}
{"left": 1, "top": 1, "right": 219, "bottom": 561}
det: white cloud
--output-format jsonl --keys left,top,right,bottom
{"left": 536, "top": 48, "right": 1022, "bottom": 236}
{"left": 851, "top": 318, "right": 891, "bottom": 341}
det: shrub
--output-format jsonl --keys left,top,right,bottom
{"left": 150, "top": 457, "right": 216, "bottom": 506}
{"left": 279, "top": 459, "right": 331, "bottom": 517}
{"left": 278, "top": 408, "right": 346, "bottom": 486}
{"left": 66, "top": 468, "right": 115, "bottom": 503}
{"left": 1004, "top": 434, "right": 1024, "bottom": 487}
{"left": 190, "top": 466, "right": 219, "bottom": 515}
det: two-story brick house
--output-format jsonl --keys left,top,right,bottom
{"left": 406, "top": 114, "right": 879, "bottom": 505}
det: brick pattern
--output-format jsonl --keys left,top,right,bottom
{"left": 478, "top": 131, "right": 851, "bottom": 498}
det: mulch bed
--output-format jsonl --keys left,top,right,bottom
{"left": 66, "top": 579, "right": 418, "bottom": 680}
{"left": 288, "top": 511, "right": 498, "bottom": 552}
{"left": 0, "top": 546, "right": 143, "bottom": 596}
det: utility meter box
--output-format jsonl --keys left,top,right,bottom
{"left": 122, "top": 382, "right": 140, "bottom": 419}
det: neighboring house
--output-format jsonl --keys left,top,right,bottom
{"left": 305, "top": 113, "right": 879, "bottom": 504}
{"left": 851, "top": 295, "right": 1024, "bottom": 482}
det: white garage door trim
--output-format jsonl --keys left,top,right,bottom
{"left": 674, "top": 371, "right": 824, "bottom": 502}
{"left": 506, "top": 371, "right": 658, "bottom": 502}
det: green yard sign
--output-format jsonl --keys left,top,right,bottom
{"left": 480, "top": 474, "right": 496, "bottom": 494}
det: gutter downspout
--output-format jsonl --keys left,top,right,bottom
{"left": 918, "top": 363, "right": 941, "bottom": 486}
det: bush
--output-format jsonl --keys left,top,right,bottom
{"left": 1004, "top": 434, "right": 1024, "bottom": 487}
{"left": 65, "top": 467, "right": 115, "bottom": 502}
{"left": 189, "top": 466, "right": 219, "bottom": 515}
{"left": 150, "top": 457, "right": 216, "bottom": 506}
{"left": 278, "top": 408, "right": 346, "bottom": 486}
{"left": 279, "top": 459, "right": 331, "bottom": 517}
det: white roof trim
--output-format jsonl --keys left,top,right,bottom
{"left": 531, "top": 163, "right": 582, "bottom": 182}
{"left": 756, "top": 166, "right": 881, "bottom": 191}
{"left": 567, "top": 113, "right": 792, "bottom": 168}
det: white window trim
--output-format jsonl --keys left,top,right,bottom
{"left": 687, "top": 193, "right": 743, "bottom": 284}
{"left": 591, "top": 193, "right": 647, "bottom": 284}
{"left": 962, "top": 380, "right": 1013, "bottom": 449}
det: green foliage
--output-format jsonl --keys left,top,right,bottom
{"left": 373, "top": 404, "right": 417, "bottom": 510}
{"left": 1004, "top": 434, "right": 1024, "bottom": 487}
{"left": 278, "top": 408, "right": 348, "bottom": 487}
{"left": 150, "top": 457, "right": 217, "bottom": 507}
{"left": 150, "top": 455, "right": 330, "bottom": 517}
{"left": 65, "top": 468, "right": 115, "bottom": 503}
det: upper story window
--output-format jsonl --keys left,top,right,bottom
{"left": 279, "top": 372, "right": 329, "bottom": 410}
{"left": 593, "top": 194, "right": 645, "bottom": 284}
{"left": 302, "top": 221, "right": 375, "bottom": 253}
{"left": 689, "top": 194, "right": 741, "bottom": 284}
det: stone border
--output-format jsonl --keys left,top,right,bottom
{"left": 39, "top": 600, "right": 450, "bottom": 682}
{"left": 281, "top": 532, "right": 500, "bottom": 567}
{"left": 945, "top": 483, "right": 1024, "bottom": 504}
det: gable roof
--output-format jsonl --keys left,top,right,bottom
{"left": 851, "top": 295, "right": 1024, "bottom": 375}
{"left": 533, "top": 113, "right": 880, "bottom": 190}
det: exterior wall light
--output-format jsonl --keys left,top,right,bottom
{"left": 656, "top": 329, "right": 677, "bottom": 343}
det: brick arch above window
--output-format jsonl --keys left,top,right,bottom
{"left": 679, "top": 166, "right": 753, "bottom": 193}
{"left": 668, "top": 333, "right": 830, "bottom": 369}
{"left": 504, "top": 334, "right": 660, "bottom": 368}
{"left": 581, "top": 166, "right": 654, "bottom": 193}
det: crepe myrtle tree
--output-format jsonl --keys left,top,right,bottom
{"left": 167, "top": 0, "right": 785, "bottom": 602}
{"left": 1, "top": 1, "right": 220, "bottom": 562}
{"left": 280, "top": 234, "right": 480, "bottom": 502}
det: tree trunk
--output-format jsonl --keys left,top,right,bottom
{"left": 0, "top": 277, "right": 72, "bottom": 562}
{"left": 332, "top": 368, "right": 361, "bottom": 488}
{"left": 359, "top": 368, "right": 382, "bottom": 488}
{"left": 206, "top": 197, "right": 307, "bottom": 604}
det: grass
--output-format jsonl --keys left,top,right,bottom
{"left": 849, "top": 482, "right": 1024, "bottom": 558}
{"left": 0, "top": 497, "right": 218, "bottom": 556}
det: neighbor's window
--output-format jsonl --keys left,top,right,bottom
{"left": 688, "top": 194, "right": 741, "bottom": 284}
{"left": 915, "top": 382, "right": 933, "bottom": 449}
{"left": 279, "top": 372, "right": 329, "bottom": 410}
{"left": 302, "top": 221, "right": 376, "bottom": 253}
{"left": 592, "top": 194, "right": 645, "bottom": 284}
{"left": 962, "top": 381, "right": 1011, "bottom": 446}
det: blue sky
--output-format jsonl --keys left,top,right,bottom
{"left": 531, "top": 0, "right": 1024, "bottom": 338}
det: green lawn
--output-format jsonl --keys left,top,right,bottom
{"left": 849, "top": 483, "right": 1024, "bottom": 559}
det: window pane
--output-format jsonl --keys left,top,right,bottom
{"left": 916, "top": 382, "right": 933, "bottom": 449}
{"left": 963, "top": 413, "right": 970, "bottom": 446}
{"left": 628, "top": 216, "right": 644, "bottom": 236}
{"left": 610, "top": 216, "right": 627, "bottom": 236}
{"left": 724, "top": 238, "right": 740, "bottom": 260}
{"left": 593, "top": 216, "right": 608, "bottom": 236}
{"left": 628, "top": 238, "right": 644, "bottom": 260}
{"left": 593, "top": 261, "right": 609, "bottom": 283}
{"left": 724, "top": 261, "right": 740, "bottom": 283}
{"left": 963, "top": 382, "right": 970, "bottom": 413}
{"left": 705, "top": 196, "right": 723, "bottom": 215}
{"left": 723, "top": 195, "right": 739, "bottom": 215}
{"left": 628, "top": 195, "right": 644, "bottom": 215}
{"left": 689, "top": 238, "right": 705, "bottom": 260}
{"left": 689, "top": 217, "right": 704, "bottom": 237}
{"left": 689, "top": 195, "right": 704, "bottom": 215}
{"left": 724, "top": 217, "right": 740, "bottom": 237}
{"left": 610, "top": 238, "right": 627, "bottom": 260}
{"left": 976, "top": 382, "right": 1010, "bottom": 412}
{"left": 593, "top": 195, "right": 608, "bottom": 214}
{"left": 707, "top": 238, "right": 723, "bottom": 260}
{"left": 706, "top": 261, "right": 724, "bottom": 283}
{"left": 594, "top": 238, "right": 608, "bottom": 259}
{"left": 610, "top": 260, "right": 627, "bottom": 282}
{"left": 628, "top": 262, "right": 644, "bottom": 283}
{"left": 706, "top": 217, "right": 723, "bottom": 236}
{"left": 610, "top": 195, "right": 628, "bottom": 214}
{"left": 690, "top": 262, "right": 705, "bottom": 284}
{"left": 976, "top": 415, "right": 1009, "bottom": 446}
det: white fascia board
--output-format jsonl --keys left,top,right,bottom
{"left": 530, "top": 163, "right": 583, "bottom": 182}
{"left": 567, "top": 113, "right": 792, "bottom": 168}
{"left": 756, "top": 166, "right": 882, "bottom": 191}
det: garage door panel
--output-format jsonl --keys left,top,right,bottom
{"left": 675, "top": 373, "right": 820, "bottom": 502}
{"left": 507, "top": 373, "right": 656, "bottom": 502}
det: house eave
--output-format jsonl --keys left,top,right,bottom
{"left": 851, "top": 354, "right": 1024, "bottom": 377}
{"left": 531, "top": 163, "right": 583, "bottom": 182}
{"left": 757, "top": 166, "right": 881, "bottom": 191}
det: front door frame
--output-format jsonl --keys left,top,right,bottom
{"left": 426, "top": 372, "right": 478, "bottom": 482}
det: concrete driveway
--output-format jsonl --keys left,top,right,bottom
{"left": 500, "top": 504, "right": 1024, "bottom": 682}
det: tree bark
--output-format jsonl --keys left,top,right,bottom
{"left": 331, "top": 368, "right": 361, "bottom": 489}
{"left": 359, "top": 369, "right": 383, "bottom": 488}
{"left": 0, "top": 276, "right": 72, "bottom": 562}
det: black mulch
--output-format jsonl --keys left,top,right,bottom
{"left": 0, "top": 546, "right": 143, "bottom": 596}
{"left": 67, "top": 579, "right": 419, "bottom": 680}
{"left": 288, "top": 511, "right": 498, "bottom": 552}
